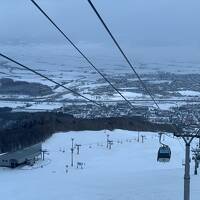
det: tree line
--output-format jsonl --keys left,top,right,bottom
{"left": 0, "top": 112, "right": 179, "bottom": 153}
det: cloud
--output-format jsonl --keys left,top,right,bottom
{"left": 1, "top": 0, "right": 200, "bottom": 62}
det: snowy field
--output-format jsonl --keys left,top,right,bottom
{"left": 1, "top": 44, "right": 200, "bottom": 87}
{"left": 0, "top": 130, "right": 200, "bottom": 200}
{"left": 1, "top": 44, "right": 200, "bottom": 112}
{"left": 178, "top": 90, "right": 200, "bottom": 97}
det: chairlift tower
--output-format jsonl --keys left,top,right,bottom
{"left": 141, "top": 135, "right": 145, "bottom": 143}
{"left": 71, "top": 138, "right": 74, "bottom": 167}
{"left": 174, "top": 128, "right": 200, "bottom": 200}
{"left": 106, "top": 134, "right": 110, "bottom": 148}
{"left": 108, "top": 140, "right": 113, "bottom": 150}
{"left": 137, "top": 132, "right": 140, "bottom": 142}
{"left": 76, "top": 144, "right": 81, "bottom": 155}
{"left": 41, "top": 149, "right": 48, "bottom": 161}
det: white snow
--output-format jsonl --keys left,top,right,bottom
{"left": 0, "top": 101, "right": 62, "bottom": 111}
{"left": 112, "top": 91, "right": 144, "bottom": 100}
{"left": 0, "top": 130, "right": 200, "bottom": 200}
{"left": 0, "top": 101, "right": 26, "bottom": 108}
{"left": 29, "top": 102, "right": 62, "bottom": 110}
{"left": 179, "top": 90, "right": 200, "bottom": 97}
{"left": 158, "top": 103, "right": 175, "bottom": 110}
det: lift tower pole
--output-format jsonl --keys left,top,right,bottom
{"left": 71, "top": 138, "right": 74, "bottom": 167}
{"left": 182, "top": 137, "right": 193, "bottom": 200}
{"left": 106, "top": 134, "right": 110, "bottom": 149}
{"left": 174, "top": 128, "right": 199, "bottom": 200}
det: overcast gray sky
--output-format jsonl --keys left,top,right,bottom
{"left": 1, "top": 0, "right": 200, "bottom": 61}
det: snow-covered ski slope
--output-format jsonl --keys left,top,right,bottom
{"left": 1, "top": 130, "right": 200, "bottom": 200}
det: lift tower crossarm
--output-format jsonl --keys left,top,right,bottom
{"left": 174, "top": 128, "right": 200, "bottom": 200}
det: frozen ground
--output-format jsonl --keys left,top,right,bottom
{"left": 0, "top": 130, "right": 200, "bottom": 200}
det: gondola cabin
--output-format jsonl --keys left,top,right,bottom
{"left": 157, "top": 145, "right": 171, "bottom": 162}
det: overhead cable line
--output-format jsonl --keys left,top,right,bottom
{"left": 0, "top": 53, "right": 178, "bottom": 133}
{"left": 0, "top": 53, "right": 103, "bottom": 107}
{"left": 87, "top": 0, "right": 182, "bottom": 135}
{"left": 87, "top": 0, "right": 160, "bottom": 109}
{"left": 30, "top": 0, "right": 134, "bottom": 109}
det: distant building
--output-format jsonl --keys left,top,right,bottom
{"left": 0, "top": 143, "right": 42, "bottom": 168}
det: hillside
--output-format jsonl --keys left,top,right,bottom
{"left": 0, "top": 112, "right": 177, "bottom": 153}
{"left": 0, "top": 130, "right": 199, "bottom": 200}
